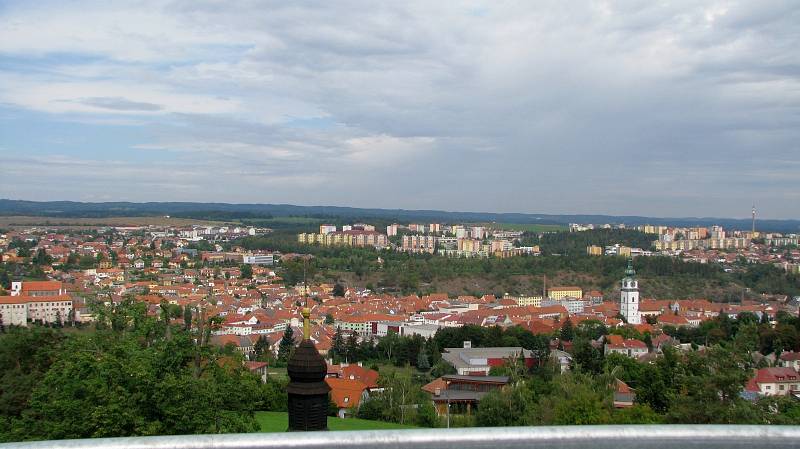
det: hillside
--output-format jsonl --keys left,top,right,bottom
{"left": 2, "top": 199, "right": 798, "bottom": 232}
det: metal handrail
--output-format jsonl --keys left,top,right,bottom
{"left": 2, "top": 425, "right": 800, "bottom": 449}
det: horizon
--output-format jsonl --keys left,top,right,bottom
{"left": 0, "top": 197, "right": 795, "bottom": 223}
{"left": 1, "top": 2, "right": 799, "bottom": 218}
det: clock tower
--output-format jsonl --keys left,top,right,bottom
{"left": 620, "top": 259, "right": 641, "bottom": 324}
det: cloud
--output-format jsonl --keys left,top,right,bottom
{"left": 0, "top": 0, "right": 798, "bottom": 218}
{"left": 71, "top": 97, "right": 163, "bottom": 112}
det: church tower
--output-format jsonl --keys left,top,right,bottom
{"left": 620, "top": 259, "right": 641, "bottom": 324}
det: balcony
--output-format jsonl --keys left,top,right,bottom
{"left": 1, "top": 426, "right": 799, "bottom": 449}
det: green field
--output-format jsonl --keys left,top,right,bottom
{"left": 255, "top": 411, "right": 417, "bottom": 432}
{"left": 484, "top": 222, "right": 567, "bottom": 233}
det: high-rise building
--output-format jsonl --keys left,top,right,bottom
{"left": 620, "top": 260, "right": 641, "bottom": 325}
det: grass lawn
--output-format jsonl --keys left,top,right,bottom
{"left": 255, "top": 411, "right": 417, "bottom": 432}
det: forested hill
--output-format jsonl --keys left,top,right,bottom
{"left": 1, "top": 199, "right": 798, "bottom": 232}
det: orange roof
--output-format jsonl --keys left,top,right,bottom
{"left": 338, "top": 365, "right": 379, "bottom": 389}
{"left": 21, "top": 281, "right": 62, "bottom": 292}
{"left": 422, "top": 377, "right": 447, "bottom": 394}
{"left": 0, "top": 294, "right": 72, "bottom": 304}
{"left": 326, "top": 378, "right": 368, "bottom": 409}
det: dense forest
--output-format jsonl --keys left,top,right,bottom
{"left": 520, "top": 229, "right": 656, "bottom": 255}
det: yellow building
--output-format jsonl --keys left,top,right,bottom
{"left": 587, "top": 245, "right": 603, "bottom": 256}
{"left": 511, "top": 295, "right": 543, "bottom": 307}
{"left": 548, "top": 286, "right": 583, "bottom": 300}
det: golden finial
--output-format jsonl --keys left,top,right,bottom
{"left": 302, "top": 307, "right": 311, "bottom": 340}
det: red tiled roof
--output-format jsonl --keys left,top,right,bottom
{"left": 780, "top": 352, "right": 800, "bottom": 361}
{"left": 0, "top": 294, "right": 72, "bottom": 304}
{"left": 326, "top": 378, "right": 368, "bottom": 409}
{"left": 21, "top": 281, "right": 62, "bottom": 292}
{"left": 754, "top": 367, "right": 800, "bottom": 384}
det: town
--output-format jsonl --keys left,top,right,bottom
{"left": 2, "top": 215, "right": 800, "bottom": 436}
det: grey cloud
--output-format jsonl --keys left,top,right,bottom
{"left": 76, "top": 97, "right": 163, "bottom": 111}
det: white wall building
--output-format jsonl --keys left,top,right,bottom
{"left": 620, "top": 261, "right": 641, "bottom": 324}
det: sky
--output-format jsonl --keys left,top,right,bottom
{"left": 0, "top": 1, "right": 798, "bottom": 219}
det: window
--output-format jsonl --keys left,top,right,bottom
{"left": 766, "top": 386, "right": 772, "bottom": 390}
{"left": 343, "top": 397, "right": 349, "bottom": 403}
{"left": 779, "top": 385, "right": 785, "bottom": 391}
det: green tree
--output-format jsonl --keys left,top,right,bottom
{"left": 417, "top": 351, "right": 430, "bottom": 371}
{"left": 183, "top": 306, "right": 193, "bottom": 331}
{"left": 32, "top": 249, "right": 52, "bottom": 266}
{"left": 253, "top": 336, "right": 270, "bottom": 362}
{"left": 430, "top": 359, "right": 456, "bottom": 378}
{"left": 240, "top": 264, "right": 253, "bottom": 279}
{"left": 332, "top": 283, "right": 345, "bottom": 297}
{"left": 571, "top": 338, "right": 604, "bottom": 375}
{"left": 277, "top": 327, "right": 295, "bottom": 365}
{"left": 476, "top": 386, "right": 530, "bottom": 426}
{"left": 560, "top": 318, "right": 574, "bottom": 342}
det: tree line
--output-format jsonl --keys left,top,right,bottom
{"left": 0, "top": 300, "right": 287, "bottom": 442}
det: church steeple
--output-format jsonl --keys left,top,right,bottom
{"left": 624, "top": 259, "right": 635, "bottom": 278}
{"left": 620, "top": 259, "right": 641, "bottom": 325}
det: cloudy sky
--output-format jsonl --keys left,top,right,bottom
{"left": 0, "top": 1, "right": 798, "bottom": 219}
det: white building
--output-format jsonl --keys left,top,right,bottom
{"left": 0, "top": 294, "right": 73, "bottom": 326}
{"left": 749, "top": 368, "right": 800, "bottom": 396}
{"left": 541, "top": 297, "right": 587, "bottom": 315}
{"left": 320, "top": 224, "right": 337, "bottom": 234}
{"left": 243, "top": 254, "right": 275, "bottom": 265}
{"left": 620, "top": 261, "right": 641, "bottom": 324}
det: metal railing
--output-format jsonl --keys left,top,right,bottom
{"left": 2, "top": 426, "right": 800, "bottom": 449}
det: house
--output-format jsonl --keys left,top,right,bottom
{"left": 327, "top": 363, "right": 379, "bottom": 389}
{"left": 657, "top": 313, "right": 692, "bottom": 327}
{"left": 746, "top": 367, "right": 800, "bottom": 396}
{"left": 209, "top": 334, "right": 256, "bottom": 359}
{"left": 423, "top": 374, "right": 509, "bottom": 416}
{"left": 613, "top": 379, "right": 635, "bottom": 408}
{"left": 650, "top": 333, "right": 678, "bottom": 353}
{"left": 604, "top": 335, "right": 648, "bottom": 358}
{"left": 326, "top": 377, "right": 369, "bottom": 418}
{"left": 10, "top": 280, "right": 66, "bottom": 297}
{"left": 550, "top": 349, "right": 573, "bottom": 373}
{"left": 246, "top": 361, "right": 269, "bottom": 383}
{"left": 441, "top": 344, "right": 535, "bottom": 375}
{"left": 779, "top": 352, "right": 800, "bottom": 371}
